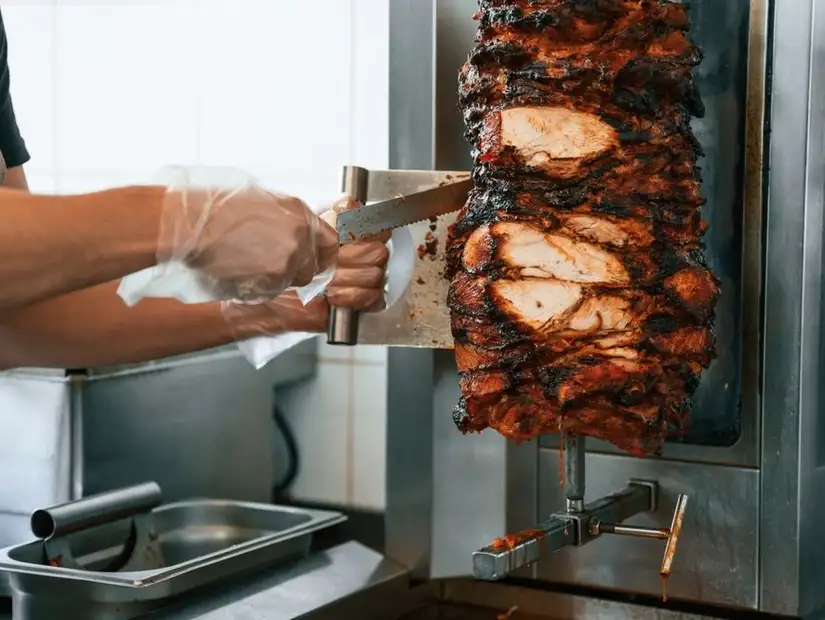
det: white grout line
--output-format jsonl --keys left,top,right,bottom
{"left": 50, "top": 0, "right": 58, "bottom": 191}
{"left": 348, "top": 0, "right": 357, "bottom": 168}
{"left": 191, "top": 0, "right": 201, "bottom": 167}
{"left": 345, "top": 0, "right": 358, "bottom": 509}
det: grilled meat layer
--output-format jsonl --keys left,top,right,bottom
{"left": 446, "top": 0, "right": 718, "bottom": 456}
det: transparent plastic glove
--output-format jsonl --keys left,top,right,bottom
{"left": 321, "top": 195, "right": 391, "bottom": 312}
{"left": 225, "top": 196, "right": 391, "bottom": 368}
{"left": 155, "top": 166, "right": 338, "bottom": 304}
{"left": 223, "top": 293, "right": 331, "bottom": 339}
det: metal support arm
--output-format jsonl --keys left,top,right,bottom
{"left": 472, "top": 437, "right": 688, "bottom": 581}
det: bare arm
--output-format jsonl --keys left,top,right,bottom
{"left": 0, "top": 18, "right": 276, "bottom": 365}
{"left": 0, "top": 184, "right": 165, "bottom": 312}
{"left": 0, "top": 281, "right": 237, "bottom": 368}
{"left": 0, "top": 168, "right": 379, "bottom": 369}
{"left": 0, "top": 166, "right": 308, "bottom": 368}
{"left": 0, "top": 12, "right": 163, "bottom": 311}
{"left": 0, "top": 282, "right": 314, "bottom": 369}
{"left": 5, "top": 165, "right": 26, "bottom": 190}
{"left": 0, "top": 281, "right": 329, "bottom": 369}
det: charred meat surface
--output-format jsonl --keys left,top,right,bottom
{"left": 446, "top": 0, "right": 718, "bottom": 456}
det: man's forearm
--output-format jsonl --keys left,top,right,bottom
{"left": 0, "top": 281, "right": 285, "bottom": 369}
{"left": 5, "top": 166, "right": 28, "bottom": 190}
{"left": 0, "top": 185, "right": 165, "bottom": 312}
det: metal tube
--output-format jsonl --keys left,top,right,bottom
{"left": 327, "top": 165, "right": 369, "bottom": 346}
{"left": 30, "top": 482, "right": 162, "bottom": 540}
{"left": 472, "top": 518, "right": 576, "bottom": 581}
{"left": 596, "top": 522, "right": 670, "bottom": 540}
{"left": 564, "top": 435, "right": 586, "bottom": 512}
{"left": 68, "top": 370, "right": 86, "bottom": 501}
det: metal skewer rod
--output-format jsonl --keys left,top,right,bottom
{"left": 564, "top": 435, "right": 586, "bottom": 513}
{"left": 593, "top": 523, "right": 670, "bottom": 540}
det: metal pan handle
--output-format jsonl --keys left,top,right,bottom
{"left": 30, "top": 481, "right": 162, "bottom": 540}
{"left": 327, "top": 165, "right": 369, "bottom": 345}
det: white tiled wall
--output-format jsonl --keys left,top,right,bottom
{"left": 4, "top": 0, "right": 390, "bottom": 511}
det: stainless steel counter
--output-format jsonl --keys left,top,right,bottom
{"left": 150, "top": 542, "right": 409, "bottom": 620}
{"left": 0, "top": 542, "right": 411, "bottom": 620}
{"left": 0, "top": 542, "right": 741, "bottom": 619}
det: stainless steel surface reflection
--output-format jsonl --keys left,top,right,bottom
{"left": 537, "top": 451, "right": 758, "bottom": 606}
{"left": 439, "top": 580, "right": 731, "bottom": 620}
{"left": 149, "top": 542, "right": 411, "bottom": 620}
{"left": 0, "top": 566, "right": 737, "bottom": 620}
{"left": 0, "top": 498, "right": 346, "bottom": 620}
{"left": 383, "top": 0, "right": 825, "bottom": 617}
{"left": 0, "top": 543, "right": 412, "bottom": 620}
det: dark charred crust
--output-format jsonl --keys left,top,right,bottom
{"left": 474, "top": 1, "right": 694, "bottom": 53}
{"left": 447, "top": 0, "right": 716, "bottom": 456}
{"left": 449, "top": 169, "right": 704, "bottom": 241}
{"left": 613, "top": 58, "right": 705, "bottom": 118}
{"left": 467, "top": 40, "right": 532, "bottom": 69}
{"left": 479, "top": 8, "right": 608, "bottom": 40}
{"left": 644, "top": 313, "right": 679, "bottom": 333}
{"left": 537, "top": 365, "right": 574, "bottom": 393}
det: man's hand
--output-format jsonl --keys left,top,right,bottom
{"left": 322, "top": 195, "right": 391, "bottom": 312}
{"left": 157, "top": 167, "right": 339, "bottom": 303}
{"left": 223, "top": 196, "right": 391, "bottom": 338}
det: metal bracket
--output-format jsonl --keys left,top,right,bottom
{"left": 43, "top": 511, "right": 163, "bottom": 572}
{"left": 550, "top": 480, "right": 657, "bottom": 547}
{"left": 472, "top": 436, "right": 689, "bottom": 582}
{"left": 34, "top": 482, "right": 165, "bottom": 572}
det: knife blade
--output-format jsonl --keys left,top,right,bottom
{"left": 336, "top": 178, "right": 472, "bottom": 243}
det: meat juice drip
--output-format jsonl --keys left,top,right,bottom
{"left": 490, "top": 529, "right": 547, "bottom": 551}
{"left": 496, "top": 606, "right": 518, "bottom": 620}
{"left": 660, "top": 573, "right": 670, "bottom": 602}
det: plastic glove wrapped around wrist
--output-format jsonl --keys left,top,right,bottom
{"left": 118, "top": 165, "right": 338, "bottom": 307}
{"left": 220, "top": 197, "right": 391, "bottom": 369}
{"left": 118, "top": 183, "right": 389, "bottom": 370}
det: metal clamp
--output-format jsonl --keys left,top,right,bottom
{"left": 551, "top": 480, "right": 658, "bottom": 546}
{"left": 472, "top": 436, "right": 689, "bottom": 582}
{"left": 32, "top": 481, "right": 165, "bottom": 572}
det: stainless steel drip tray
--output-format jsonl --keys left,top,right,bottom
{"left": 1, "top": 501, "right": 344, "bottom": 586}
{"left": 0, "top": 483, "right": 346, "bottom": 619}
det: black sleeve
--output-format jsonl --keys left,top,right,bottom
{"left": 0, "top": 9, "right": 29, "bottom": 168}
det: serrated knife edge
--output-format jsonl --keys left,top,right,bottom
{"left": 337, "top": 178, "right": 472, "bottom": 243}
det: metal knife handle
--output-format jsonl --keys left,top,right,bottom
{"left": 327, "top": 165, "right": 369, "bottom": 345}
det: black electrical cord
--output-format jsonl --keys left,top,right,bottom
{"left": 271, "top": 402, "right": 300, "bottom": 502}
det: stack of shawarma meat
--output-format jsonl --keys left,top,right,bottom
{"left": 445, "top": 0, "right": 719, "bottom": 456}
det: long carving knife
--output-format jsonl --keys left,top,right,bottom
{"left": 327, "top": 167, "right": 471, "bottom": 348}
{"left": 335, "top": 177, "right": 473, "bottom": 244}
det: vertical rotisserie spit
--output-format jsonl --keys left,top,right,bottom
{"left": 446, "top": 0, "right": 719, "bottom": 456}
